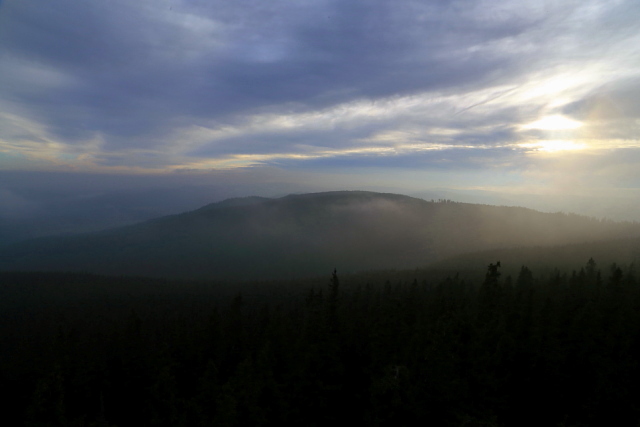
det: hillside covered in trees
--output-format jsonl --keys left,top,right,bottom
{"left": 2, "top": 191, "right": 639, "bottom": 280}
{"left": 4, "top": 191, "right": 640, "bottom": 425}
{"left": 2, "top": 257, "right": 640, "bottom": 426}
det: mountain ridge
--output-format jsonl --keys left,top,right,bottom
{"left": 2, "top": 191, "right": 639, "bottom": 281}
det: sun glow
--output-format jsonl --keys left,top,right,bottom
{"left": 519, "top": 140, "right": 586, "bottom": 153}
{"left": 522, "top": 115, "right": 583, "bottom": 131}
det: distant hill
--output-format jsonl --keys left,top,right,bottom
{"left": 1, "top": 191, "right": 639, "bottom": 280}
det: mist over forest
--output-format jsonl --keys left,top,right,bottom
{"left": 3, "top": 191, "right": 639, "bottom": 281}
{"left": 3, "top": 188, "right": 640, "bottom": 425}
{"left": 3, "top": 170, "right": 640, "bottom": 250}
{"left": 4, "top": 0, "right": 640, "bottom": 424}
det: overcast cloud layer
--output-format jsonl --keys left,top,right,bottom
{"left": 1, "top": 0, "right": 640, "bottom": 212}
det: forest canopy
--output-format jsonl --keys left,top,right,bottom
{"left": 2, "top": 256, "right": 640, "bottom": 426}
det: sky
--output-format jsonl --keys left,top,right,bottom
{"left": 1, "top": 0, "right": 640, "bottom": 223}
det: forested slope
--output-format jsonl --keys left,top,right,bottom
{"left": 2, "top": 258, "right": 640, "bottom": 426}
{"left": 2, "top": 191, "right": 638, "bottom": 280}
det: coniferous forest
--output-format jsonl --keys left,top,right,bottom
{"left": 3, "top": 258, "right": 640, "bottom": 426}
{"left": 5, "top": 0, "right": 640, "bottom": 424}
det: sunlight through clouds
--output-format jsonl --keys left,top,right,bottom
{"left": 0, "top": 0, "right": 639, "bottom": 201}
{"left": 522, "top": 116, "right": 583, "bottom": 131}
{"left": 519, "top": 140, "right": 587, "bottom": 153}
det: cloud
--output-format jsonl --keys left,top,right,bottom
{"left": 0, "top": 0, "right": 639, "bottom": 197}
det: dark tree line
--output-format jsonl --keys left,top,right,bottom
{"left": 2, "top": 258, "right": 640, "bottom": 426}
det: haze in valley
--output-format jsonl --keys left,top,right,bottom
{"left": 1, "top": 0, "right": 640, "bottom": 261}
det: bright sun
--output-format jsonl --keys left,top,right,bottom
{"left": 522, "top": 115, "right": 583, "bottom": 131}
